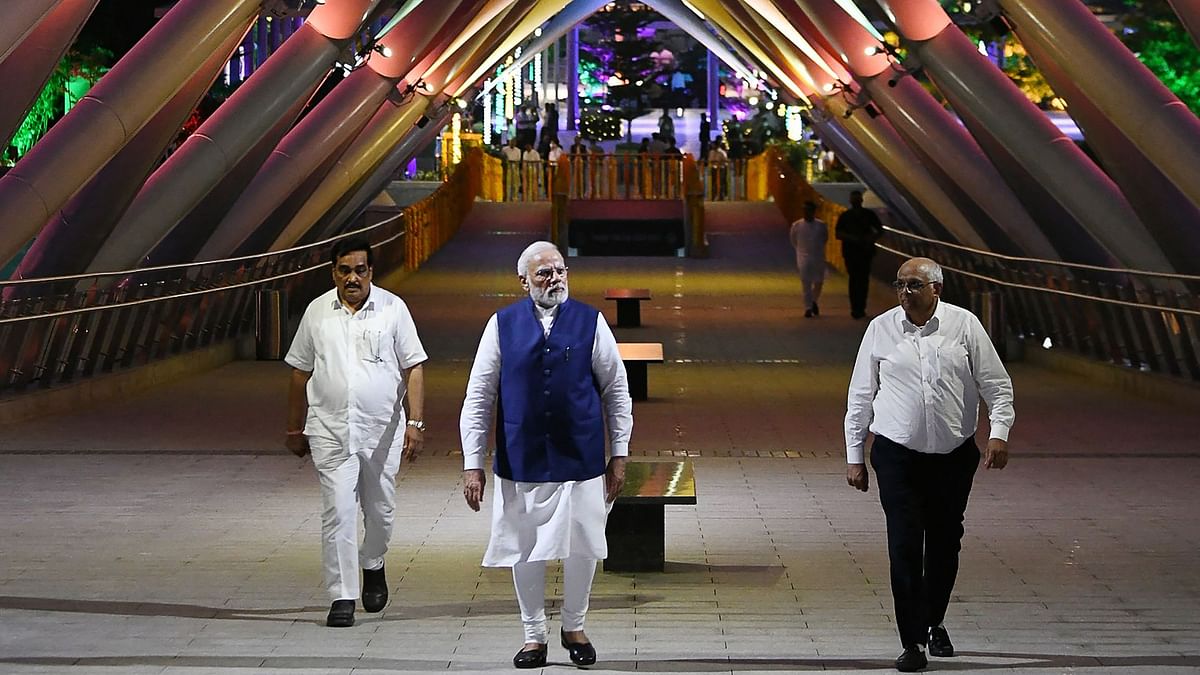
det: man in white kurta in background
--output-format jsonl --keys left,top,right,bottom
{"left": 285, "top": 237, "right": 427, "bottom": 628}
{"left": 460, "top": 241, "right": 633, "bottom": 669}
{"left": 789, "top": 200, "right": 828, "bottom": 318}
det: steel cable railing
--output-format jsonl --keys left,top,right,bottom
{"left": 0, "top": 148, "right": 485, "bottom": 397}
{"left": 879, "top": 227, "right": 1200, "bottom": 381}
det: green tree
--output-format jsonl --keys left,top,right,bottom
{"left": 1119, "top": 0, "right": 1200, "bottom": 114}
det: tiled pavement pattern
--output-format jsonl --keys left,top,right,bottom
{"left": 2, "top": 202, "right": 1199, "bottom": 674}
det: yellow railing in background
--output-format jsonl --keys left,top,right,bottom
{"left": 682, "top": 155, "right": 707, "bottom": 257}
{"left": 760, "top": 147, "right": 848, "bottom": 273}
{"left": 481, "top": 152, "right": 504, "bottom": 202}
{"left": 403, "top": 147, "right": 484, "bottom": 271}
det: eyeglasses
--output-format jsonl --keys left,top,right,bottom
{"left": 335, "top": 264, "right": 371, "bottom": 277}
{"left": 532, "top": 266, "right": 569, "bottom": 280}
{"left": 891, "top": 279, "right": 930, "bottom": 293}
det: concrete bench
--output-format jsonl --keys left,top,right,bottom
{"left": 604, "top": 459, "right": 697, "bottom": 572}
{"left": 605, "top": 288, "right": 652, "bottom": 327}
{"left": 617, "top": 342, "right": 663, "bottom": 401}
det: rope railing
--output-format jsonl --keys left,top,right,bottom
{"left": 493, "top": 152, "right": 750, "bottom": 202}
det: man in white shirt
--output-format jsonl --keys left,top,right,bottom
{"left": 501, "top": 138, "right": 523, "bottom": 201}
{"left": 285, "top": 237, "right": 427, "bottom": 628}
{"left": 844, "top": 257, "right": 1013, "bottom": 673}
{"left": 460, "top": 241, "right": 633, "bottom": 669}
{"left": 789, "top": 200, "right": 828, "bottom": 318}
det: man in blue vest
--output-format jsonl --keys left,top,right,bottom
{"left": 460, "top": 241, "right": 633, "bottom": 669}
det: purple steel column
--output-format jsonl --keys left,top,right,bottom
{"left": 706, "top": 49, "right": 718, "bottom": 130}
{"left": 998, "top": 0, "right": 1200, "bottom": 212}
{"left": 0, "top": 0, "right": 264, "bottom": 265}
{"left": 566, "top": 25, "right": 578, "bottom": 130}
{"left": 0, "top": 0, "right": 98, "bottom": 149}
{"left": 0, "top": 0, "right": 63, "bottom": 64}
{"left": 1167, "top": 0, "right": 1200, "bottom": 48}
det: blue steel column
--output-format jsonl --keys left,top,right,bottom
{"left": 706, "top": 49, "right": 718, "bottom": 127}
{"left": 566, "top": 25, "right": 578, "bottom": 131}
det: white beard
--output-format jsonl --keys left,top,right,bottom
{"left": 530, "top": 283, "right": 568, "bottom": 309}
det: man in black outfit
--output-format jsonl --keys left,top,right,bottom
{"left": 835, "top": 190, "right": 884, "bottom": 318}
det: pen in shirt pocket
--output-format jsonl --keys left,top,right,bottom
{"left": 565, "top": 346, "right": 570, "bottom": 361}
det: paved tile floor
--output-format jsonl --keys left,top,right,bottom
{"left": 2, "top": 202, "right": 1199, "bottom": 673}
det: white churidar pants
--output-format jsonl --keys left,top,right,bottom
{"left": 484, "top": 475, "right": 609, "bottom": 643}
{"left": 310, "top": 436, "right": 402, "bottom": 601}
{"left": 513, "top": 556, "right": 598, "bottom": 643}
{"left": 797, "top": 255, "right": 825, "bottom": 307}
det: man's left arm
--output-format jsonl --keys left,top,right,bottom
{"left": 967, "top": 316, "right": 1014, "bottom": 469}
{"left": 592, "top": 317, "right": 632, "bottom": 501}
{"left": 402, "top": 363, "right": 425, "bottom": 461}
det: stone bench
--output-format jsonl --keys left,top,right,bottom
{"left": 604, "top": 459, "right": 697, "bottom": 572}
{"left": 617, "top": 342, "right": 663, "bottom": 401}
{"left": 605, "top": 288, "right": 652, "bottom": 327}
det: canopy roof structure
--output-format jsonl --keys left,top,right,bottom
{"left": 2, "top": 0, "right": 1200, "bottom": 277}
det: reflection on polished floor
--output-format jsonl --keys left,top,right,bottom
{"left": 2, "top": 202, "right": 1199, "bottom": 673}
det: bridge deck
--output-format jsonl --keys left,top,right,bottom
{"left": 1, "top": 201, "right": 1198, "bottom": 673}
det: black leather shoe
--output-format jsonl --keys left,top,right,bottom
{"left": 561, "top": 629, "right": 597, "bottom": 666}
{"left": 326, "top": 599, "right": 355, "bottom": 628}
{"left": 804, "top": 308, "right": 814, "bottom": 318}
{"left": 929, "top": 625, "right": 954, "bottom": 657}
{"left": 512, "top": 644, "right": 547, "bottom": 669}
{"left": 362, "top": 565, "right": 388, "bottom": 613}
{"left": 895, "top": 646, "right": 927, "bottom": 672}
{"left": 812, "top": 302, "right": 819, "bottom": 317}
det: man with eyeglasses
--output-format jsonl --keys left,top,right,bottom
{"left": 284, "top": 236, "right": 427, "bottom": 628}
{"left": 844, "top": 257, "right": 1014, "bottom": 672}
{"left": 460, "top": 241, "right": 632, "bottom": 669}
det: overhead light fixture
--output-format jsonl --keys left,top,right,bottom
{"left": 865, "top": 45, "right": 884, "bottom": 56}
{"left": 373, "top": 44, "right": 393, "bottom": 58}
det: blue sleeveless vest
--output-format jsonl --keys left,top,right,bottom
{"left": 495, "top": 298, "right": 606, "bottom": 482}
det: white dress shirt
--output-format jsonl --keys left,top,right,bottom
{"left": 460, "top": 302, "right": 632, "bottom": 469}
{"left": 844, "top": 300, "right": 1014, "bottom": 464}
{"left": 285, "top": 287, "right": 427, "bottom": 455}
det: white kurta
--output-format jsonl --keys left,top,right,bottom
{"left": 460, "top": 302, "right": 633, "bottom": 567}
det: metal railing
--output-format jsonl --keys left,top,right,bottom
{"left": 495, "top": 153, "right": 749, "bottom": 202}
{"left": 881, "top": 229, "right": 1200, "bottom": 381}
{"left": 0, "top": 148, "right": 486, "bottom": 397}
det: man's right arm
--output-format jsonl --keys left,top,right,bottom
{"left": 286, "top": 368, "right": 312, "bottom": 457}
{"left": 845, "top": 321, "right": 879, "bottom": 491}
{"left": 461, "top": 316, "right": 501, "bottom": 511}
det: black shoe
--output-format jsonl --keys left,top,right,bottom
{"left": 811, "top": 302, "right": 819, "bottom": 317}
{"left": 895, "top": 646, "right": 927, "bottom": 672}
{"left": 929, "top": 625, "right": 954, "bottom": 657}
{"left": 326, "top": 599, "right": 355, "bottom": 628}
{"left": 804, "top": 309, "right": 814, "bottom": 318}
{"left": 513, "top": 644, "right": 547, "bottom": 669}
{"left": 561, "top": 629, "right": 597, "bottom": 666}
{"left": 851, "top": 311, "right": 866, "bottom": 319}
{"left": 362, "top": 565, "right": 388, "bottom": 613}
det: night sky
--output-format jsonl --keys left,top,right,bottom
{"left": 76, "top": 0, "right": 166, "bottom": 58}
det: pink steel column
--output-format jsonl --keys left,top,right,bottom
{"left": 85, "top": 0, "right": 388, "bottom": 272}
{"left": 196, "top": 0, "right": 473, "bottom": 259}
{"left": 0, "top": 0, "right": 263, "bottom": 265}
{"left": 0, "top": 0, "right": 63, "bottom": 63}
{"left": 998, "top": 0, "right": 1200, "bottom": 212}
{"left": 876, "top": 0, "right": 1175, "bottom": 273}
{"left": 1168, "top": 0, "right": 1200, "bottom": 48}
{"left": 0, "top": 0, "right": 98, "bottom": 149}
{"left": 9, "top": 22, "right": 254, "bottom": 281}
{"left": 786, "top": 0, "right": 1056, "bottom": 258}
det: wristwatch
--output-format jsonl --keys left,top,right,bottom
{"left": 406, "top": 419, "right": 426, "bottom": 431}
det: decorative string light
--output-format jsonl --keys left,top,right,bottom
{"left": 451, "top": 112, "right": 462, "bottom": 165}
{"left": 483, "top": 79, "right": 493, "bottom": 144}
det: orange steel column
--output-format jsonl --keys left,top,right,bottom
{"left": 85, "top": 0, "right": 388, "bottom": 272}
{"left": 0, "top": 0, "right": 263, "bottom": 265}
{"left": 0, "top": 0, "right": 98, "bottom": 150}
{"left": 998, "top": 0, "right": 1200, "bottom": 212}
{"left": 877, "top": 0, "right": 1176, "bottom": 273}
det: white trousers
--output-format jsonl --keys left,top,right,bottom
{"left": 311, "top": 438, "right": 402, "bottom": 601}
{"left": 512, "top": 556, "right": 598, "bottom": 643}
{"left": 797, "top": 256, "right": 825, "bottom": 307}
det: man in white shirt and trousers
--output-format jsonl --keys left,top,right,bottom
{"left": 460, "top": 241, "right": 633, "bottom": 669}
{"left": 845, "top": 257, "right": 1014, "bottom": 673}
{"left": 789, "top": 200, "right": 828, "bottom": 318}
{"left": 285, "top": 237, "right": 428, "bottom": 628}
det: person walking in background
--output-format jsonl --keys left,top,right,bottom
{"left": 460, "top": 241, "right": 632, "bottom": 669}
{"left": 698, "top": 112, "right": 711, "bottom": 163}
{"left": 284, "top": 237, "right": 427, "bottom": 628}
{"left": 789, "top": 200, "right": 828, "bottom": 318}
{"left": 835, "top": 190, "right": 884, "bottom": 319}
{"left": 844, "top": 256, "right": 1014, "bottom": 672}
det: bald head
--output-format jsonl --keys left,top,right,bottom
{"left": 898, "top": 257, "right": 943, "bottom": 284}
